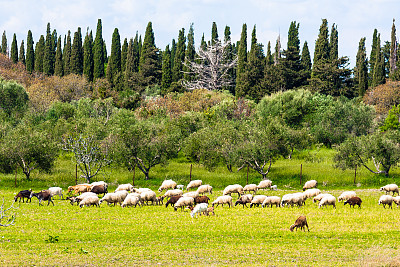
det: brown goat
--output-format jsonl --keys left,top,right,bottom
{"left": 14, "top": 190, "right": 32, "bottom": 203}
{"left": 30, "top": 190, "right": 54, "bottom": 206}
{"left": 344, "top": 197, "right": 362, "bottom": 208}
{"left": 290, "top": 216, "right": 309, "bottom": 232}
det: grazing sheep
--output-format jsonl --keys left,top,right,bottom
{"left": 379, "top": 195, "right": 393, "bottom": 209}
{"left": 313, "top": 194, "right": 333, "bottom": 204}
{"left": 344, "top": 197, "right": 362, "bottom": 208}
{"left": 48, "top": 187, "right": 63, "bottom": 200}
{"left": 174, "top": 196, "right": 195, "bottom": 211}
{"left": 380, "top": 184, "right": 399, "bottom": 196}
{"left": 90, "top": 185, "right": 108, "bottom": 196}
{"left": 30, "top": 190, "right": 54, "bottom": 206}
{"left": 243, "top": 184, "right": 258, "bottom": 194}
{"left": 196, "top": 184, "right": 213, "bottom": 195}
{"left": 68, "top": 184, "right": 91, "bottom": 195}
{"left": 212, "top": 195, "right": 233, "bottom": 208}
{"left": 287, "top": 193, "right": 306, "bottom": 207}
{"left": 122, "top": 194, "right": 141, "bottom": 208}
{"left": 190, "top": 203, "right": 208, "bottom": 218}
{"left": 262, "top": 196, "right": 281, "bottom": 208}
{"left": 163, "top": 189, "right": 183, "bottom": 199}
{"left": 165, "top": 195, "right": 182, "bottom": 208}
{"left": 206, "top": 206, "right": 215, "bottom": 216}
{"left": 234, "top": 194, "right": 253, "bottom": 208}
{"left": 183, "top": 191, "right": 199, "bottom": 199}
{"left": 99, "top": 192, "right": 126, "bottom": 206}
{"left": 90, "top": 181, "right": 108, "bottom": 191}
{"left": 303, "top": 180, "right": 318, "bottom": 191}
{"left": 158, "top": 180, "right": 177, "bottom": 192}
{"left": 131, "top": 188, "right": 151, "bottom": 194}
{"left": 290, "top": 216, "right": 309, "bottom": 232}
{"left": 67, "top": 192, "right": 97, "bottom": 205}
{"left": 303, "top": 189, "right": 321, "bottom": 200}
{"left": 176, "top": 185, "right": 184, "bottom": 191}
{"left": 281, "top": 194, "right": 294, "bottom": 207}
{"left": 155, "top": 196, "right": 164, "bottom": 205}
{"left": 338, "top": 191, "right": 357, "bottom": 202}
{"left": 257, "top": 179, "right": 272, "bottom": 190}
{"left": 115, "top": 184, "right": 134, "bottom": 192}
{"left": 194, "top": 196, "right": 210, "bottom": 204}
{"left": 319, "top": 195, "right": 336, "bottom": 209}
{"left": 250, "top": 195, "right": 268, "bottom": 208}
{"left": 186, "top": 180, "right": 202, "bottom": 191}
{"left": 271, "top": 185, "right": 278, "bottom": 191}
{"left": 393, "top": 196, "right": 400, "bottom": 208}
{"left": 79, "top": 196, "right": 100, "bottom": 208}
{"left": 223, "top": 184, "right": 244, "bottom": 198}
{"left": 140, "top": 190, "right": 157, "bottom": 205}
{"left": 14, "top": 190, "right": 32, "bottom": 203}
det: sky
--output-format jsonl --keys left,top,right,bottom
{"left": 0, "top": 0, "right": 400, "bottom": 67}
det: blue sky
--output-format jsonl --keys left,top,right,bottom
{"left": 0, "top": 0, "right": 400, "bottom": 67}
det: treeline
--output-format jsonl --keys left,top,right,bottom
{"left": 1, "top": 19, "right": 400, "bottom": 103}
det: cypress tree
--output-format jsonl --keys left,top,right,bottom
{"left": 70, "top": 27, "right": 83, "bottom": 75}
{"left": 132, "top": 33, "right": 140, "bottom": 72}
{"left": 246, "top": 25, "right": 265, "bottom": 100}
{"left": 265, "top": 41, "right": 273, "bottom": 66}
{"left": 372, "top": 34, "right": 385, "bottom": 87}
{"left": 93, "top": 19, "right": 105, "bottom": 79}
{"left": 355, "top": 37, "right": 368, "bottom": 96}
{"left": 223, "top": 25, "right": 235, "bottom": 93}
{"left": 184, "top": 23, "right": 195, "bottom": 81}
{"left": 125, "top": 38, "right": 135, "bottom": 90}
{"left": 107, "top": 28, "right": 121, "bottom": 86}
{"left": 138, "top": 35, "right": 142, "bottom": 56}
{"left": 274, "top": 35, "right": 281, "bottom": 65}
{"left": 19, "top": 40, "right": 25, "bottom": 65}
{"left": 301, "top": 41, "right": 311, "bottom": 78}
{"left": 200, "top": 33, "right": 207, "bottom": 50}
{"left": 34, "top": 35, "right": 45, "bottom": 72}
{"left": 103, "top": 41, "right": 108, "bottom": 63}
{"left": 370, "top": 29, "right": 378, "bottom": 77}
{"left": 121, "top": 37, "right": 128, "bottom": 72}
{"left": 83, "top": 31, "right": 94, "bottom": 81}
{"left": 313, "top": 19, "right": 330, "bottom": 69}
{"left": 329, "top": 24, "right": 338, "bottom": 60}
{"left": 26, "top": 30, "right": 34, "bottom": 73}
{"left": 63, "top": 31, "right": 72, "bottom": 75}
{"left": 10, "top": 33, "right": 18, "bottom": 63}
{"left": 211, "top": 22, "right": 218, "bottom": 45}
{"left": 43, "top": 23, "right": 55, "bottom": 75}
{"left": 54, "top": 35, "right": 63, "bottom": 76}
{"left": 161, "top": 44, "right": 172, "bottom": 94}
{"left": 283, "top": 21, "right": 305, "bottom": 88}
{"left": 1, "top": 31, "right": 7, "bottom": 55}
{"left": 170, "top": 38, "right": 176, "bottom": 69}
{"left": 172, "top": 28, "right": 185, "bottom": 82}
{"left": 390, "top": 19, "right": 397, "bottom": 75}
{"left": 235, "top": 23, "right": 247, "bottom": 97}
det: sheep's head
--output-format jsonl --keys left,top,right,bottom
{"left": 289, "top": 224, "right": 296, "bottom": 232}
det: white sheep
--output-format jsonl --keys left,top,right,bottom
{"left": 176, "top": 185, "right": 184, "bottom": 191}
{"left": 140, "top": 190, "right": 157, "bottom": 205}
{"left": 271, "top": 185, "right": 278, "bottom": 191}
{"left": 79, "top": 196, "right": 100, "bottom": 208}
{"left": 163, "top": 189, "right": 183, "bottom": 199}
{"left": 250, "top": 195, "right": 268, "bottom": 208}
{"left": 212, "top": 195, "right": 233, "bottom": 208}
{"left": 281, "top": 194, "right": 294, "bottom": 207}
{"left": 319, "top": 195, "right": 336, "bottom": 209}
{"left": 115, "top": 190, "right": 129, "bottom": 201}
{"left": 223, "top": 184, "right": 244, "bottom": 197}
{"left": 313, "top": 193, "right": 333, "bottom": 204}
{"left": 99, "top": 192, "right": 126, "bottom": 206}
{"left": 196, "top": 185, "right": 213, "bottom": 195}
{"left": 131, "top": 188, "right": 151, "bottom": 194}
{"left": 257, "top": 180, "right": 272, "bottom": 190}
{"left": 158, "top": 180, "right": 177, "bottom": 192}
{"left": 243, "top": 184, "right": 258, "bottom": 194}
{"left": 48, "top": 187, "right": 63, "bottom": 200}
{"left": 379, "top": 195, "right": 394, "bottom": 209}
{"left": 338, "top": 191, "right": 357, "bottom": 202}
{"left": 393, "top": 196, "right": 400, "bottom": 208}
{"left": 183, "top": 191, "right": 199, "bottom": 199}
{"left": 262, "top": 196, "right": 281, "bottom": 208}
{"left": 303, "top": 189, "right": 321, "bottom": 200}
{"left": 186, "top": 180, "right": 202, "bottom": 191}
{"left": 74, "top": 192, "right": 97, "bottom": 204}
{"left": 190, "top": 203, "right": 208, "bottom": 218}
{"left": 174, "top": 196, "right": 195, "bottom": 211}
{"left": 288, "top": 193, "right": 306, "bottom": 207}
{"left": 115, "top": 184, "right": 133, "bottom": 192}
{"left": 303, "top": 180, "right": 318, "bottom": 191}
{"left": 380, "top": 184, "right": 399, "bottom": 196}
{"left": 122, "top": 193, "right": 141, "bottom": 208}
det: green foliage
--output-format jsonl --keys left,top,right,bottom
{"left": 10, "top": 33, "right": 18, "bottom": 64}
{"left": 381, "top": 104, "right": 400, "bottom": 131}
{"left": 43, "top": 23, "right": 55, "bottom": 75}
{"left": 94, "top": 19, "right": 105, "bottom": 79}
{"left": 70, "top": 28, "right": 83, "bottom": 75}
{"left": 34, "top": 35, "right": 45, "bottom": 72}
{"left": 107, "top": 28, "right": 121, "bottom": 87}
{"left": 0, "top": 79, "right": 29, "bottom": 117}
{"left": 26, "top": 30, "right": 34, "bottom": 73}
{"left": 235, "top": 23, "right": 247, "bottom": 97}
{"left": 172, "top": 28, "right": 185, "bottom": 83}
{"left": 45, "top": 235, "right": 59, "bottom": 243}
{"left": 83, "top": 31, "right": 93, "bottom": 81}
{"left": 355, "top": 37, "right": 368, "bottom": 96}
{"left": 63, "top": 31, "right": 72, "bottom": 76}
{"left": 1, "top": 31, "right": 7, "bottom": 55}
{"left": 161, "top": 45, "right": 172, "bottom": 94}
{"left": 54, "top": 36, "right": 63, "bottom": 76}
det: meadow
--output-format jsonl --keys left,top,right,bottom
{"left": 0, "top": 148, "right": 400, "bottom": 266}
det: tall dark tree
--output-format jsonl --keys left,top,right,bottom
{"left": 184, "top": 23, "right": 196, "bottom": 81}
{"left": 132, "top": 33, "right": 140, "bottom": 72}
{"left": 70, "top": 27, "right": 83, "bottom": 75}
{"left": 54, "top": 35, "right": 63, "bottom": 76}
{"left": 235, "top": 23, "right": 247, "bottom": 97}
{"left": 372, "top": 34, "right": 385, "bottom": 87}
{"left": 1, "top": 31, "right": 7, "bottom": 55}
{"left": 43, "top": 23, "right": 55, "bottom": 75}
{"left": 93, "top": 19, "right": 105, "bottom": 79}
{"left": 301, "top": 41, "right": 311, "bottom": 79}
{"left": 19, "top": 40, "right": 25, "bottom": 65}
{"left": 313, "top": 19, "right": 330, "bottom": 72}
{"left": 121, "top": 37, "right": 128, "bottom": 72}
{"left": 355, "top": 37, "right": 368, "bottom": 96}
{"left": 200, "top": 33, "right": 207, "bottom": 51}
{"left": 370, "top": 29, "right": 378, "bottom": 78}
{"left": 26, "top": 30, "right": 34, "bottom": 73}
{"left": 34, "top": 35, "right": 45, "bottom": 72}
{"left": 83, "top": 30, "right": 94, "bottom": 81}
{"left": 107, "top": 28, "right": 122, "bottom": 87}
{"left": 389, "top": 19, "right": 397, "bottom": 75}
{"left": 274, "top": 35, "right": 282, "bottom": 65}
{"left": 10, "top": 34, "right": 18, "bottom": 63}
{"left": 161, "top": 44, "right": 172, "bottom": 94}
{"left": 172, "top": 28, "right": 186, "bottom": 83}
{"left": 124, "top": 38, "right": 136, "bottom": 90}
{"left": 63, "top": 31, "right": 72, "bottom": 75}
{"left": 265, "top": 41, "right": 273, "bottom": 66}
{"left": 223, "top": 25, "right": 236, "bottom": 94}
{"left": 170, "top": 38, "right": 176, "bottom": 70}
{"left": 211, "top": 22, "right": 218, "bottom": 45}
{"left": 329, "top": 24, "right": 338, "bottom": 61}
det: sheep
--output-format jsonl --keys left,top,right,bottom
{"left": 206, "top": 206, "right": 215, "bottom": 216}
{"left": 14, "top": 190, "right": 32, "bottom": 203}
{"left": 190, "top": 203, "right": 208, "bottom": 218}
{"left": 90, "top": 181, "right": 108, "bottom": 191}
{"left": 281, "top": 194, "right": 294, "bottom": 207}
{"left": 155, "top": 196, "right": 164, "bottom": 205}
{"left": 380, "top": 184, "right": 399, "bottom": 196}
{"left": 194, "top": 196, "right": 210, "bottom": 204}
{"left": 379, "top": 195, "right": 393, "bottom": 209}
{"left": 243, "top": 184, "right": 258, "bottom": 194}
{"left": 234, "top": 194, "right": 253, "bottom": 208}
{"left": 186, "top": 180, "right": 202, "bottom": 191}
{"left": 165, "top": 195, "right": 182, "bottom": 208}
{"left": 338, "top": 191, "right": 357, "bottom": 202}
{"left": 257, "top": 179, "right": 272, "bottom": 190}
{"left": 262, "top": 196, "right": 281, "bottom": 208}
{"left": 223, "top": 184, "right": 244, "bottom": 198}
{"left": 250, "top": 195, "right": 268, "bottom": 208}
{"left": 163, "top": 189, "right": 183, "bottom": 199}
{"left": 68, "top": 184, "right": 91, "bottom": 195}
{"left": 176, "top": 185, "right": 184, "bottom": 191}
{"left": 140, "top": 190, "right": 157, "bottom": 205}
{"left": 287, "top": 193, "right": 306, "bottom": 207}
{"left": 393, "top": 196, "right": 400, "bottom": 208}
{"left": 319, "top": 195, "right": 336, "bottom": 209}
{"left": 115, "top": 190, "right": 129, "bottom": 201}
{"left": 99, "top": 192, "right": 126, "bottom": 206}
{"left": 131, "top": 188, "right": 151, "bottom": 194}
{"left": 313, "top": 194, "right": 333, "bottom": 204}
{"left": 48, "top": 187, "right": 63, "bottom": 200}
{"left": 79, "top": 196, "right": 100, "bottom": 208}
{"left": 121, "top": 194, "right": 141, "bottom": 208}
{"left": 303, "top": 189, "right": 321, "bottom": 200}
{"left": 344, "top": 197, "right": 362, "bottom": 208}
{"left": 196, "top": 184, "right": 213, "bottom": 195}
{"left": 183, "top": 191, "right": 199, "bottom": 199}
{"left": 212, "top": 195, "right": 233, "bottom": 208}
{"left": 115, "top": 184, "right": 134, "bottom": 192}
{"left": 30, "top": 190, "right": 54, "bottom": 206}
{"left": 90, "top": 185, "right": 108, "bottom": 196}
{"left": 303, "top": 180, "right": 318, "bottom": 191}
{"left": 174, "top": 196, "right": 195, "bottom": 211}
{"left": 271, "top": 185, "right": 278, "bottom": 191}
{"left": 289, "top": 216, "right": 309, "bottom": 232}
{"left": 158, "top": 180, "right": 177, "bottom": 192}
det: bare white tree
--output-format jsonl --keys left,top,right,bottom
{"left": 0, "top": 198, "right": 17, "bottom": 227}
{"left": 183, "top": 40, "right": 237, "bottom": 91}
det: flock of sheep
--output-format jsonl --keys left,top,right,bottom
{"left": 13, "top": 179, "right": 400, "bottom": 229}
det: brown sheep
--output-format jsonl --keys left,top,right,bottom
{"left": 90, "top": 185, "right": 108, "bottom": 196}
{"left": 290, "top": 216, "right": 309, "bottom": 232}
{"left": 165, "top": 195, "right": 182, "bottom": 208}
{"left": 68, "top": 184, "right": 91, "bottom": 195}
{"left": 194, "top": 196, "right": 210, "bottom": 204}
{"left": 344, "top": 197, "right": 362, "bottom": 208}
